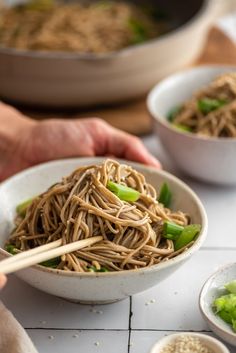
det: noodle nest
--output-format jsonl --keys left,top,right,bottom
{"left": 8, "top": 160, "right": 191, "bottom": 273}
{"left": 170, "top": 72, "right": 236, "bottom": 138}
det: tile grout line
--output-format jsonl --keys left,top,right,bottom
{"left": 127, "top": 296, "right": 133, "bottom": 353}
{"left": 25, "top": 327, "right": 212, "bottom": 333}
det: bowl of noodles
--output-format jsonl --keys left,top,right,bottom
{"left": 0, "top": 158, "right": 207, "bottom": 303}
{"left": 148, "top": 66, "right": 236, "bottom": 185}
{"left": 0, "top": 0, "right": 228, "bottom": 107}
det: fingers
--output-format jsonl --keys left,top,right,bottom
{"left": 78, "top": 118, "right": 161, "bottom": 168}
{"left": 0, "top": 274, "right": 7, "bottom": 289}
{"left": 102, "top": 125, "right": 161, "bottom": 168}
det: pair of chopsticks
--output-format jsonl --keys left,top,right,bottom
{"left": 0, "top": 236, "right": 103, "bottom": 275}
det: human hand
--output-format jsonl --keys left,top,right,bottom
{"left": 0, "top": 102, "right": 161, "bottom": 181}
{"left": 0, "top": 274, "right": 6, "bottom": 289}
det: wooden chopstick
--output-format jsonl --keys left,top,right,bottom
{"left": 1, "top": 239, "right": 62, "bottom": 266}
{"left": 0, "top": 236, "right": 103, "bottom": 275}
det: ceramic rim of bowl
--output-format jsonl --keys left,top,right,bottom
{"left": 199, "top": 262, "right": 236, "bottom": 338}
{"left": 149, "top": 332, "right": 230, "bottom": 353}
{"left": 147, "top": 65, "right": 236, "bottom": 143}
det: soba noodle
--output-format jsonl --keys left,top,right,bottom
{"left": 6, "top": 160, "right": 196, "bottom": 272}
{"left": 0, "top": 0, "right": 164, "bottom": 53}
{"left": 169, "top": 72, "right": 236, "bottom": 138}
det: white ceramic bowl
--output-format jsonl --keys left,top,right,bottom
{"left": 199, "top": 263, "right": 236, "bottom": 347}
{"left": 147, "top": 65, "right": 236, "bottom": 185}
{"left": 149, "top": 332, "right": 230, "bottom": 353}
{"left": 0, "top": 157, "right": 207, "bottom": 304}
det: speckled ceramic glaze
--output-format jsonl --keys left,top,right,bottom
{"left": 149, "top": 332, "right": 230, "bottom": 353}
{"left": 0, "top": 158, "right": 207, "bottom": 304}
{"left": 147, "top": 66, "right": 236, "bottom": 185}
{"left": 199, "top": 263, "right": 236, "bottom": 346}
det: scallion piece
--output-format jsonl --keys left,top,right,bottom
{"left": 158, "top": 182, "right": 172, "bottom": 207}
{"left": 167, "top": 105, "right": 182, "bottom": 122}
{"left": 172, "top": 124, "right": 192, "bottom": 133}
{"left": 16, "top": 198, "right": 33, "bottom": 217}
{"left": 128, "top": 18, "right": 148, "bottom": 44}
{"left": 163, "top": 221, "right": 184, "bottom": 237}
{"left": 163, "top": 233, "right": 178, "bottom": 241}
{"left": 5, "top": 244, "right": 18, "bottom": 255}
{"left": 198, "top": 98, "right": 227, "bottom": 115}
{"left": 174, "top": 224, "right": 201, "bottom": 251}
{"left": 88, "top": 266, "right": 109, "bottom": 272}
{"left": 107, "top": 181, "right": 140, "bottom": 202}
{"left": 40, "top": 257, "right": 61, "bottom": 268}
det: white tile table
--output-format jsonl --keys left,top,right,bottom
{"left": 1, "top": 134, "right": 236, "bottom": 353}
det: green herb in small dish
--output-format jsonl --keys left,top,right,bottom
{"left": 212, "top": 279, "right": 236, "bottom": 332}
{"left": 107, "top": 181, "right": 140, "bottom": 202}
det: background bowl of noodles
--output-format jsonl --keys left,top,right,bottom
{"left": 0, "top": 158, "right": 207, "bottom": 304}
{"left": 147, "top": 65, "right": 236, "bottom": 185}
{"left": 0, "top": 0, "right": 229, "bottom": 107}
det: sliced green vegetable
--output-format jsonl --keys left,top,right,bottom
{"left": 5, "top": 244, "right": 18, "bottom": 255}
{"left": 225, "top": 280, "right": 236, "bottom": 294}
{"left": 172, "top": 123, "right": 192, "bottom": 133}
{"left": 163, "top": 221, "right": 184, "bottom": 238}
{"left": 167, "top": 106, "right": 182, "bottom": 122}
{"left": 198, "top": 98, "right": 227, "bottom": 115}
{"left": 218, "top": 310, "right": 233, "bottom": 324}
{"left": 93, "top": 0, "right": 112, "bottom": 9}
{"left": 21, "top": 0, "right": 55, "bottom": 11}
{"left": 107, "top": 181, "right": 140, "bottom": 202}
{"left": 40, "top": 257, "right": 61, "bottom": 268}
{"left": 163, "top": 233, "right": 178, "bottom": 240}
{"left": 158, "top": 182, "right": 172, "bottom": 207}
{"left": 128, "top": 18, "right": 148, "bottom": 44}
{"left": 213, "top": 293, "right": 236, "bottom": 332}
{"left": 16, "top": 198, "right": 33, "bottom": 217}
{"left": 174, "top": 224, "right": 201, "bottom": 251}
{"left": 88, "top": 266, "right": 109, "bottom": 272}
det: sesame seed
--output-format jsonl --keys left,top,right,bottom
{"left": 72, "top": 334, "right": 79, "bottom": 338}
{"left": 94, "top": 341, "right": 100, "bottom": 346}
{"left": 160, "top": 335, "right": 214, "bottom": 353}
{"left": 48, "top": 335, "right": 54, "bottom": 340}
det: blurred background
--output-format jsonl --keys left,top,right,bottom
{"left": 0, "top": 0, "right": 236, "bottom": 135}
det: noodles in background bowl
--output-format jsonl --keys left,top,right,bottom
{"left": 6, "top": 159, "right": 200, "bottom": 273}
{"left": 168, "top": 72, "right": 236, "bottom": 138}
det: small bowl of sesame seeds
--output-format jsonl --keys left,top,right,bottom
{"left": 149, "top": 332, "right": 229, "bottom": 353}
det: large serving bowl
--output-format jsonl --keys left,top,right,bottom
{"left": 147, "top": 65, "right": 236, "bottom": 185}
{"left": 0, "top": 0, "right": 229, "bottom": 107}
{"left": 0, "top": 157, "right": 207, "bottom": 303}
